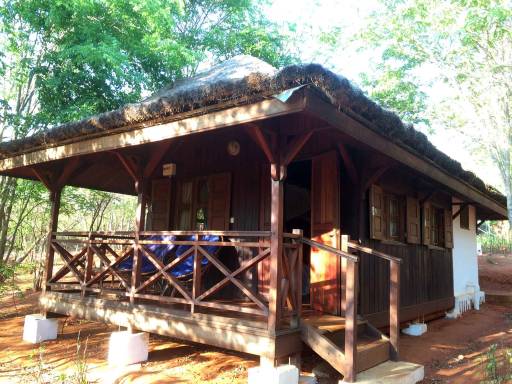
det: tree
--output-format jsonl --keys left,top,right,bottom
{"left": 329, "top": 0, "right": 512, "bottom": 222}
{"left": 0, "top": 0, "right": 295, "bottom": 278}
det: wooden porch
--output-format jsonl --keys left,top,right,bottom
{"left": 41, "top": 229, "right": 401, "bottom": 381}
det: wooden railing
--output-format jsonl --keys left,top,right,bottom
{"left": 300, "top": 236, "right": 360, "bottom": 382}
{"left": 46, "top": 230, "right": 302, "bottom": 322}
{"left": 348, "top": 241, "right": 401, "bottom": 362}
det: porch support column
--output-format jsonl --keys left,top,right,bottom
{"left": 43, "top": 188, "right": 62, "bottom": 294}
{"left": 268, "top": 163, "right": 285, "bottom": 335}
{"left": 131, "top": 179, "right": 147, "bottom": 305}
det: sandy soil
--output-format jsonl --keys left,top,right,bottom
{"left": 1, "top": 255, "right": 512, "bottom": 383}
{"left": 0, "top": 291, "right": 258, "bottom": 383}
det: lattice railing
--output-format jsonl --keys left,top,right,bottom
{"left": 47, "top": 231, "right": 304, "bottom": 319}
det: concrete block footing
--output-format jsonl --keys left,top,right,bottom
{"left": 340, "top": 361, "right": 424, "bottom": 384}
{"left": 22, "top": 314, "right": 58, "bottom": 344}
{"left": 248, "top": 364, "right": 300, "bottom": 384}
{"left": 107, "top": 331, "right": 149, "bottom": 366}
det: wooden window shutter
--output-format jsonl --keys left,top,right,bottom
{"left": 444, "top": 208, "right": 454, "bottom": 248}
{"left": 406, "top": 197, "right": 420, "bottom": 244}
{"left": 208, "top": 172, "right": 231, "bottom": 230}
{"left": 422, "top": 201, "right": 432, "bottom": 245}
{"left": 150, "top": 179, "right": 172, "bottom": 230}
{"left": 369, "top": 184, "right": 384, "bottom": 240}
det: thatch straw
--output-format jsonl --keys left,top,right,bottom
{"left": 0, "top": 55, "right": 504, "bottom": 205}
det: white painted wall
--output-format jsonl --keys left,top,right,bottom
{"left": 452, "top": 199, "right": 480, "bottom": 296}
{"left": 448, "top": 198, "right": 484, "bottom": 317}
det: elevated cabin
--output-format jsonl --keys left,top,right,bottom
{"left": 0, "top": 56, "right": 506, "bottom": 382}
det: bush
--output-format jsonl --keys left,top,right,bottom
{"left": 479, "top": 233, "right": 512, "bottom": 255}
{"left": 0, "top": 262, "right": 17, "bottom": 295}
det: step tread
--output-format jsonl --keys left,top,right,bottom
{"left": 357, "top": 337, "right": 389, "bottom": 352}
{"left": 302, "top": 315, "right": 367, "bottom": 334}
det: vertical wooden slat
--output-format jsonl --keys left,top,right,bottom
{"left": 43, "top": 189, "right": 61, "bottom": 294}
{"left": 344, "top": 259, "right": 358, "bottom": 382}
{"left": 389, "top": 259, "right": 400, "bottom": 360}
{"left": 292, "top": 228, "right": 303, "bottom": 328}
{"left": 83, "top": 233, "right": 94, "bottom": 297}
{"left": 192, "top": 234, "right": 201, "bottom": 313}
{"left": 340, "top": 234, "right": 349, "bottom": 312}
{"left": 131, "top": 185, "right": 147, "bottom": 304}
{"left": 268, "top": 164, "right": 284, "bottom": 334}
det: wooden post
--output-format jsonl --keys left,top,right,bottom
{"left": 341, "top": 234, "right": 349, "bottom": 312}
{"left": 389, "top": 259, "right": 400, "bottom": 360}
{"left": 344, "top": 259, "right": 358, "bottom": 382}
{"left": 292, "top": 228, "right": 303, "bottom": 328}
{"left": 83, "top": 233, "right": 94, "bottom": 297}
{"left": 43, "top": 188, "right": 61, "bottom": 294}
{"left": 192, "top": 233, "right": 201, "bottom": 314}
{"left": 268, "top": 163, "right": 284, "bottom": 335}
{"left": 131, "top": 181, "right": 147, "bottom": 305}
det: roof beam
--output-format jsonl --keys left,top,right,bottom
{"left": 143, "top": 141, "right": 173, "bottom": 179}
{"left": 337, "top": 142, "right": 358, "bottom": 184}
{"left": 304, "top": 89, "right": 507, "bottom": 218}
{"left": 0, "top": 95, "right": 306, "bottom": 172}
{"left": 282, "top": 130, "right": 313, "bottom": 166}
{"left": 56, "top": 157, "right": 81, "bottom": 189}
{"left": 246, "top": 124, "right": 275, "bottom": 164}
{"left": 31, "top": 167, "right": 54, "bottom": 191}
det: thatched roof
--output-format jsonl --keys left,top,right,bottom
{"left": 0, "top": 55, "right": 505, "bottom": 206}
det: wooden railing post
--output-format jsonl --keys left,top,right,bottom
{"left": 131, "top": 181, "right": 147, "bottom": 305}
{"left": 192, "top": 233, "right": 200, "bottom": 314}
{"left": 344, "top": 259, "right": 358, "bottom": 382}
{"left": 83, "top": 232, "right": 94, "bottom": 297}
{"left": 389, "top": 259, "right": 400, "bottom": 360}
{"left": 291, "top": 229, "right": 303, "bottom": 328}
{"left": 43, "top": 188, "right": 61, "bottom": 294}
{"left": 268, "top": 163, "right": 284, "bottom": 334}
{"left": 340, "top": 234, "right": 349, "bottom": 312}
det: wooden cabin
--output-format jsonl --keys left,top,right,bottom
{"left": 0, "top": 56, "right": 506, "bottom": 382}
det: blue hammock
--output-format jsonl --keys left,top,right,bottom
{"left": 118, "top": 234, "right": 176, "bottom": 274}
{"left": 118, "top": 234, "right": 220, "bottom": 276}
{"left": 171, "top": 234, "right": 220, "bottom": 277}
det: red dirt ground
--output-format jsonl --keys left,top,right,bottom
{"left": 479, "top": 253, "right": 512, "bottom": 294}
{"left": 1, "top": 255, "right": 511, "bottom": 383}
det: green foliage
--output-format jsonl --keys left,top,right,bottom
{"left": 0, "top": 0, "right": 296, "bottom": 278}
{"left": 1, "top": 0, "right": 295, "bottom": 129}
{"left": 483, "top": 343, "right": 512, "bottom": 383}
{"left": 0, "top": 261, "right": 17, "bottom": 295}
{"left": 479, "top": 232, "right": 512, "bottom": 255}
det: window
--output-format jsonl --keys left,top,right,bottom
{"left": 459, "top": 205, "right": 469, "bottom": 230}
{"left": 175, "top": 173, "right": 231, "bottom": 230}
{"left": 370, "top": 185, "right": 408, "bottom": 243}
{"left": 385, "top": 194, "right": 402, "bottom": 241}
{"left": 194, "top": 178, "right": 209, "bottom": 230}
{"left": 431, "top": 207, "right": 445, "bottom": 246}
{"left": 422, "top": 202, "right": 453, "bottom": 248}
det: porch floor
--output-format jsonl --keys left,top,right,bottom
{"left": 40, "top": 291, "right": 303, "bottom": 360}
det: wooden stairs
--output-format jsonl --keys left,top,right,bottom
{"left": 300, "top": 314, "right": 391, "bottom": 378}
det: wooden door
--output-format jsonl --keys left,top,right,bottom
{"left": 310, "top": 151, "right": 341, "bottom": 314}
{"left": 207, "top": 172, "right": 231, "bottom": 230}
{"left": 150, "top": 179, "right": 172, "bottom": 230}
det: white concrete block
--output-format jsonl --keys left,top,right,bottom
{"left": 248, "top": 364, "right": 299, "bottom": 384}
{"left": 299, "top": 375, "right": 317, "bottom": 384}
{"left": 402, "top": 323, "right": 427, "bottom": 336}
{"left": 107, "top": 331, "right": 149, "bottom": 366}
{"left": 23, "top": 314, "right": 58, "bottom": 344}
{"left": 340, "top": 361, "right": 424, "bottom": 384}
